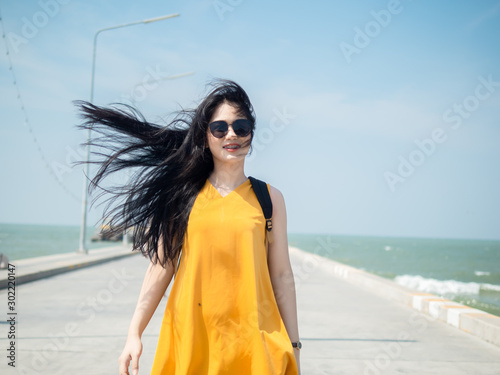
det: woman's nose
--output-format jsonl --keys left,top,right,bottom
{"left": 226, "top": 124, "right": 237, "bottom": 137}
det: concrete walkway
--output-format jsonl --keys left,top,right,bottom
{"left": 0, "top": 247, "right": 499, "bottom": 375}
{"left": 0, "top": 245, "right": 137, "bottom": 289}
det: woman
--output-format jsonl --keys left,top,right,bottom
{"left": 76, "top": 80, "right": 301, "bottom": 374}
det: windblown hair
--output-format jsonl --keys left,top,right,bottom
{"left": 75, "top": 79, "right": 256, "bottom": 268}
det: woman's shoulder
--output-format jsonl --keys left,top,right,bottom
{"left": 249, "top": 176, "right": 286, "bottom": 209}
{"left": 268, "top": 184, "right": 286, "bottom": 208}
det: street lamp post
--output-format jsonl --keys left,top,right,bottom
{"left": 77, "top": 13, "right": 180, "bottom": 254}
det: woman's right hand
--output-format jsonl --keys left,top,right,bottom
{"left": 117, "top": 250, "right": 176, "bottom": 374}
{"left": 119, "top": 335, "right": 143, "bottom": 375}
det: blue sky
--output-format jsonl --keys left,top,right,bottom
{"left": 1, "top": 0, "right": 499, "bottom": 240}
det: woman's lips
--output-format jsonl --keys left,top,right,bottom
{"left": 223, "top": 143, "right": 241, "bottom": 152}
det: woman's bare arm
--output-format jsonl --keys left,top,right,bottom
{"left": 119, "top": 246, "right": 179, "bottom": 375}
{"left": 127, "top": 259, "right": 176, "bottom": 337}
{"left": 267, "top": 186, "right": 301, "bottom": 374}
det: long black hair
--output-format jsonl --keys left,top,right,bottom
{"left": 75, "top": 79, "right": 256, "bottom": 268}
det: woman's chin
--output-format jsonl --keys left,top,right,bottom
{"left": 215, "top": 152, "right": 248, "bottom": 163}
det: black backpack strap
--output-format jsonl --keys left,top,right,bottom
{"left": 248, "top": 176, "right": 273, "bottom": 232}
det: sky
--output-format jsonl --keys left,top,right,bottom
{"left": 0, "top": 0, "right": 499, "bottom": 240}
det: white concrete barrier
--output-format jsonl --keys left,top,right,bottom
{"left": 289, "top": 246, "right": 500, "bottom": 348}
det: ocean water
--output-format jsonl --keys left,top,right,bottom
{"left": 1, "top": 224, "right": 499, "bottom": 317}
{"left": 288, "top": 233, "right": 500, "bottom": 317}
{"left": 0, "top": 223, "right": 117, "bottom": 261}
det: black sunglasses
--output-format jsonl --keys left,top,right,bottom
{"left": 208, "top": 119, "right": 253, "bottom": 138}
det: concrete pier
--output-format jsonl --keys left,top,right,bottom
{"left": 0, "top": 246, "right": 499, "bottom": 374}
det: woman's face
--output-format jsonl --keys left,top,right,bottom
{"left": 206, "top": 102, "right": 252, "bottom": 164}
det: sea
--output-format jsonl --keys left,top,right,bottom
{"left": 288, "top": 233, "right": 500, "bottom": 317}
{"left": 1, "top": 223, "right": 499, "bottom": 317}
{"left": 0, "top": 223, "right": 117, "bottom": 260}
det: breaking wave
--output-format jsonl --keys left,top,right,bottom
{"left": 394, "top": 275, "right": 500, "bottom": 295}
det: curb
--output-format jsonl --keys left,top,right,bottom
{"left": 289, "top": 246, "right": 500, "bottom": 348}
{"left": 0, "top": 246, "right": 140, "bottom": 289}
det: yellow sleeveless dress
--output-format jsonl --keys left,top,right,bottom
{"left": 150, "top": 178, "right": 298, "bottom": 374}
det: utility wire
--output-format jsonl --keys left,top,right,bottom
{"left": 0, "top": 8, "right": 80, "bottom": 202}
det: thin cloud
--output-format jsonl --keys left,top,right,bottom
{"left": 467, "top": 1, "right": 500, "bottom": 30}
